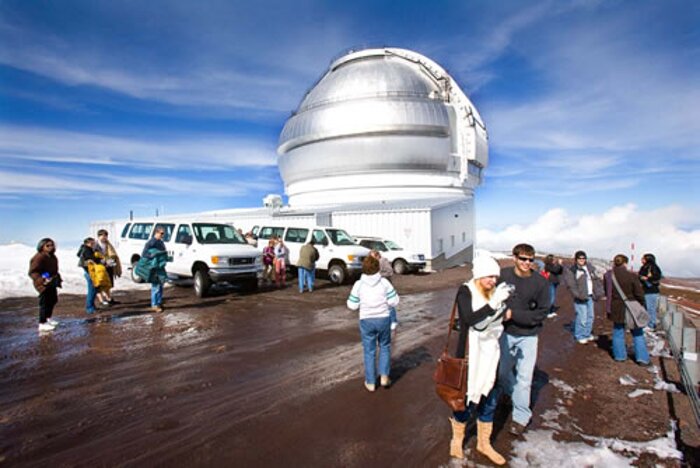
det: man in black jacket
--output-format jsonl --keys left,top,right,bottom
{"left": 638, "top": 253, "right": 662, "bottom": 329}
{"left": 563, "top": 250, "right": 604, "bottom": 344}
{"left": 479, "top": 243, "right": 550, "bottom": 437}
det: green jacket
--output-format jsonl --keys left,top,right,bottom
{"left": 298, "top": 244, "right": 319, "bottom": 270}
{"left": 135, "top": 249, "right": 169, "bottom": 284}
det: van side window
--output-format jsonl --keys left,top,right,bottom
{"left": 129, "top": 223, "right": 154, "bottom": 240}
{"left": 155, "top": 223, "right": 175, "bottom": 242}
{"left": 175, "top": 224, "right": 193, "bottom": 244}
{"left": 285, "top": 228, "right": 309, "bottom": 243}
{"left": 312, "top": 229, "right": 329, "bottom": 246}
{"left": 259, "top": 227, "right": 285, "bottom": 240}
{"left": 120, "top": 223, "right": 131, "bottom": 239}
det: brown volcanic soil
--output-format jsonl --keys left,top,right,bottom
{"left": 0, "top": 266, "right": 698, "bottom": 467}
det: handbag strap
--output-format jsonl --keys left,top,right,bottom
{"left": 442, "top": 300, "right": 468, "bottom": 357}
{"left": 610, "top": 272, "right": 629, "bottom": 301}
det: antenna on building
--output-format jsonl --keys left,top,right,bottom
{"left": 630, "top": 241, "right": 636, "bottom": 272}
{"left": 129, "top": 210, "right": 133, "bottom": 221}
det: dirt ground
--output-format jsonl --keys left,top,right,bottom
{"left": 1, "top": 265, "right": 698, "bottom": 467}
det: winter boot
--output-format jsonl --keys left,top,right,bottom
{"left": 449, "top": 417, "right": 466, "bottom": 459}
{"left": 476, "top": 420, "right": 506, "bottom": 465}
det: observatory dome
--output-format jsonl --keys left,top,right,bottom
{"left": 278, "top": 48, "right": 488, "bottom": 207}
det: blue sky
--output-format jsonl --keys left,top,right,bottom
{"left": 1, "top": 0, "right": 699, "bottom": 273}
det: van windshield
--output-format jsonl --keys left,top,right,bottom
{"left": 326, "top": 229, "right": 356, "bottom": 246}
{"left": 385, "top": 240, "right": 403, "bottom": 251}
{"left": 193, "top": 224, "right": 246, "bottom": 244}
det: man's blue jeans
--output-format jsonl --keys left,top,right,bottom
{"left": 645, "top": 293, "right": 658, "bottom": 329}
{"left": 480, "top": 333, "right": 538, "bottom": 426}
{"left": 612, "top": 323, "right": 650, "bottom": 364}
{"left": 549, "top": 283, "right": 558, "bottom": 311}
{"left": 298, "top": 267, "right": 315, "bottom": 292}
{"left": 359, "top": 316, "right": 392, "bottom": 384}
{"left": 151, "top": 282, "right": 163, "bottom": 307}
{"left": 84, "top": 270, "right": 97, "bottom": 314}
{"left": 573, "top": 297, "right": 594, "bottom": 341}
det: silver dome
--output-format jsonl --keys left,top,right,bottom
{"left": 277, "top": 48, "right": 488, "bottom": 207}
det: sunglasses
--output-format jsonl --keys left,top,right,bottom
{"left": 577, "top": 257, "right": 587, "bottom": 260}
{"left": 517, "top": 256, "right": 535, "bottom": 263}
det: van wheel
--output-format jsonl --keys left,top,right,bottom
{"left": 194, "top": 269, "right": 211, "bottom": 298}
{"left": 328, "top": 264, "right": 346, "bottom": 285}
{"left": 131, "top": 261, "right": 144, "bottom": 284}
{"left": 393, "top": 259, "right": 408, "bottom": 275}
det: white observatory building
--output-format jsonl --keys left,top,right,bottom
{"left": 94, "top": 48, "right": 489, "bottom": 270}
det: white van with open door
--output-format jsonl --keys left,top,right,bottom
{"left": 255, "top": 225, "right": 369, "bottom": 284}
{"left": 119, "top": 219, "right": 262, "bottom": 297}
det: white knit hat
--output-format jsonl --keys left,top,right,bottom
{"left": 472, "top": 255, "right": 501, "bottom": 279}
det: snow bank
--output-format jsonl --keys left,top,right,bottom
{"left": 0, "top": 243, "right": 149, "bottom": 299}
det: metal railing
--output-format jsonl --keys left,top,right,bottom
{"left": 659, "top": 296, "right": 700, "bottom": 426}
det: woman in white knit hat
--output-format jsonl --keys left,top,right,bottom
{"left": 447, "top": 255, "right": 512, "bottom": 465}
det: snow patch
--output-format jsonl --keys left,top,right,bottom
{"left": 618, "top": 375, "right": 637, "bottom": 386}
{"left": 627, "top": 389, "right": 653, "bottom": 398}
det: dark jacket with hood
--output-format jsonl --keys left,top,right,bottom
{"left": 604, "top": 265, "right": 645, "bottom": 324}
{"left": 28, "top": 252, "right": 60, "bottom": 293}
{"left": 638, "top": 259, "right": 662, "bottom": 295}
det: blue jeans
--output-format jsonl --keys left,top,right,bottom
{"left": 612, "top": 323, "right": 650, "bottom": 363}
{"left": 390, "top": 307, "right": 397, "bottom": 325}
{"left": 151, "top": 282, "right": 163, "bottom": 307}
{"left": 481, "top": 333, "right": 539, "bottom": 426}
{"left": 84, "top": 270, "right": 97, "bottom": 313}
{"left": 298, "top": 267, "right": 315, "bottom": 292}
{"left": 359, "top": 316, "right": 392, "bottom": 384}
{"left": 645, "top": 293, "right": 658, "bottom": 328}
{"left": 453, "top": 388, "right": 498, "bottom": 423}
{"left": 573, "top": 297, "right": 594, "bottom": 341}
{"left": 549, "top": 283, "right": 558, "bottom": 311}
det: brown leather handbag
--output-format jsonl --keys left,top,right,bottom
{"left": 433, "top": 300, "right": 469, "bottom": 412}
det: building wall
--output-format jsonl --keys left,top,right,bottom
{"left": 429, "top": 198, "right": 475, "bottom": 269}
{"left": 330, "top": 209, "right": 432, "bottom": 259}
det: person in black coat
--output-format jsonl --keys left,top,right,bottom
{"left": 544, "top": 254, "right": 563, "bottom": 315}
{"left": 638, "top": 253, "right": 662, "bottom": 329}
{"left": 28, "top": 238, "right": 62, "bottom": 331}
{"left": 604, "top": 254, "right": 650, "bottom": 365}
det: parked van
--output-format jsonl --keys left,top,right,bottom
{"left": 354, "top": 236, "right": 426, "bottom": 274}
{"left": 119, "top": 219, "right": 262, "bottom": 297}
{"left": 253, "top": 225, "right": 370, "bottom": 284}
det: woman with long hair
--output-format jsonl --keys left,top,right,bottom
{"left": 448, "top": 255, "right": 512, "bottom": 464}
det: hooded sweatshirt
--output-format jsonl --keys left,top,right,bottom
{"left": 346, "top": 273, "right": 399, "bottom": 320}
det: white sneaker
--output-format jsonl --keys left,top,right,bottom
{"left": 364, "top": 382, "right": 376, "bottom": 392}
{"left": 585, "top": 335, "right": 597, "bottom": 343}
{"left": 47, "top": 318, "right": 58, "bottom": 326}
{"left": 390, "top": 322, "right": 398, "bottom": 331}
{"left": 38, "top": 322, "right": 56, "bottom": 332}
{"left": 380, "top": 375, "right": 392, "bottom": 387}
{"left": 576, "top": 338, "right": 588, "bottom": 344}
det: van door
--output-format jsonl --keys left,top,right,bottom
{"left": 171, "top": 224, "right": 195, "bottom": 276}
{"left": 283, "top": 227, "right": 309, "bottom": 265}
{"left": 311, "top": 229, "right": 330, "bottom": 270}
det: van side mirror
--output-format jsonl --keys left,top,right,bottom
{"left": 322, "top": 238, "right": 329, "bottom": 246}
{"left": 183, "top": 235, "right": 193, "bottom": 245}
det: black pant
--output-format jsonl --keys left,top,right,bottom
{"left": 39, "top": 285, "right": 58, "bottom": 323}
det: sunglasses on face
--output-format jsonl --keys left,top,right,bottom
{"left": 577, "top": 257, "right": 587, "bottom": 260}
{"left": 517, "top": 256, "right": 535, "bottom": 263}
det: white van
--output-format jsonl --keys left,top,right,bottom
{"left": 119, "top": 219, "right": 262, "bottom": 297}
{"left": 253, "top": 225, "right": 370, "bottom": 284}
{"left": 354, "top": 236, "right": 426, "bottom": 274}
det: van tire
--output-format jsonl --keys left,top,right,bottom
{"left": 131, "top": 261, "right": 144, "bottom": 284}
{"left": 393, "top": 259, "right": 408, "bottom": 275}
{"left": 194, "top": 269, "right": 211, "bottom": 298}
{"left": 241, "top": 278, "right": 258, "bottom": 292}
{"left": 328, "top": 264, "right": 347, "bottom": 285}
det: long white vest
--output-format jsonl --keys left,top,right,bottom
{"left": 466, "top": 280, "right": 505, "bottom": 405}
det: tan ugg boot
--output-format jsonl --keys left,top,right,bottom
{"left": 449, "top": 417, "right": 466, "bottom": 459}
{"left": 476, "top": 420, "right": 506, "bottom": 465}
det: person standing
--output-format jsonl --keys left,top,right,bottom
{"left": 447, "top": 255, "right": 512, "bottom": 464}
{"left": 563, "top": 250, "right": 604, "bottom": 344}
{"left": 604, "top": 254, "right": 651, "bottom": 365}
{"left": 544, "top": 254, "right": 563, "bottom": 317}
{"left": 94, "top": 229, "right": 122, "bottom": 304}
{"left": 77, "top": 237, "right": 99, "bottom": 315}
{"left": 262, "top": 239, "right": 276, "bottom": 285}
{"left": 638, "top": 253, "right": 662, "bottom": 329}
{"left": 346, "top": 256, "right": 399, "bottom": 392}
{"left": 273, "top": 238, "right": 288, "bottom": 288}
{"left": 142, "top": 227, "right": 167, "bottom": 312}
{"left": 480, "top": 243, "right": 550, "bottom": 437}
{"left": 297, "top": 239, "right": 319, "bottom": 293}
{"left": 28, "top": 238, "right": 62, "bottom": 332}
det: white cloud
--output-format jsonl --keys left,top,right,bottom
{"left": 0, "top": 125, "right": 277, "bottom": 170}
{"left": 477, "top": 204, "right": 700, "bottom": 277}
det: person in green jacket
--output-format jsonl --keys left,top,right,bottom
{"left": 297, "top": 239, "right": 319, "bottom": 293}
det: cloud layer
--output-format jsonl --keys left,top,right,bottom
{"left": 477, "top": 204, "right": 700, "bottom": 277}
